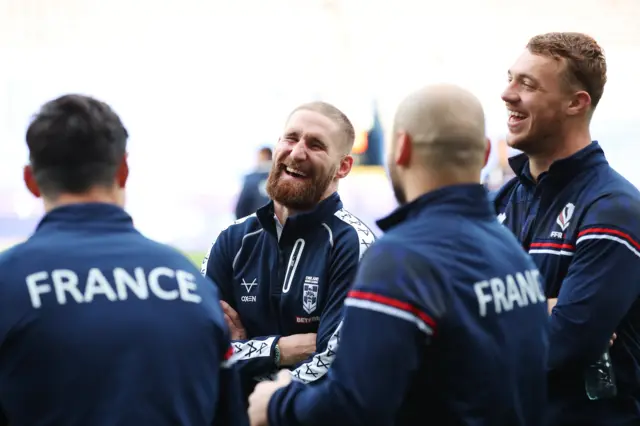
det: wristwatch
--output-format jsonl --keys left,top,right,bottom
{"left": 274, "top": 343, "right": 281, "bottom": 367}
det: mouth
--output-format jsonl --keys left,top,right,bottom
{"left": 507, "top": 109, "right": 528, "bottom": 125}
{"left": 282, "top": 165, "right": 309, "bottom": 180}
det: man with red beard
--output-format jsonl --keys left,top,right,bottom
{"left": 201, "top": 101, "right": 376, "bottom": 398}
{"left": 494, "top": 32, "right": 640, "bottom": 425}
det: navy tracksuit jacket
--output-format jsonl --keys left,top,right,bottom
{"left": 0, "top": 203, "right": 247, "bottom": 426}
{"left": 494, "top": 141, "right": 640, "bottom": 426}
{"left": 268, "top": 184, "right": 549, "bottom": 426}
{"left": 202, "top": 192, "right": 375, "bottom": 391}
{"left": 235, "top": 164, "right": 271, "bottom": 219}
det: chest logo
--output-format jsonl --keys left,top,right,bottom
{"left": 556, "top": 203, "right": 575, "bottom": 232}
{"left": 241, "top": 278, "right": 258, "bottom": 293}
{"left": 302, "top": 276, "right": 319, "bottom": 315}
{"left": 497, "top": 212, "right": 506, "bottom": 224}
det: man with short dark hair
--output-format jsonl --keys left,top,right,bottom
{"left": 202, "top": 101, "right": 375, "bottom": 397}
{"left": 0, "top": 94, "right": 247, "bottom": 426}
{"left": 235, "top": 147, "right": 273, "bottom": 219}
{"left": 495, "top": 32, "right": 640, "bottom": 425}
{"left": 247, "top": 84, "right": 548, "bottom": 426}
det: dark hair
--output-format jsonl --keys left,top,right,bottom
{"left": 527, "top": 32, "right": 607, "bottom": 109}
{"left": 26, "top": 94, "right": 128, "bottom": 197}
{"left": 259, "top": 146, "right": 273, "bottom": 160}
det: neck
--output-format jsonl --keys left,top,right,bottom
{"left": 402, "top": 168, "right": 481, "bottom": 204}
{"left": 273, "top": 183, "right": 337, "bottom": 224}
{"left": 528, "top": 126, "right": 592, "bottom": 181}
{"left": 43, "top": 187, "right": 123, "bottom": 213}
{"left": 273, "top": 202, "right": 295, "bottom": 224}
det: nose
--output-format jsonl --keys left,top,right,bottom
{"left": 289, "top": 141, "right": 307, "bottom": 162}
{"left": 501, "top": 83, "right": 519, "bottom": 104}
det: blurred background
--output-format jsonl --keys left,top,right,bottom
{"left": 0, "top": 0, "right": 639, "bottom": 262}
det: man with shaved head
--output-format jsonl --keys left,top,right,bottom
{"left": 247, "top": 84, "right": 549, "bottom": 426}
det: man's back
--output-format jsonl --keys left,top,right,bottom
{"left": 382, "top": 186, "right": 549, "bottom": 424}
{"left": 0, "top": 203, "right": 245, "bottom": 426}
{"left": 264, "top": 185, "right": 548, "bottom": 426}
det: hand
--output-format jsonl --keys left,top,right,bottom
{"left": 610, "top": 333, "right": 617, "bottom": 347}
{"left": 277, "top": 333, "right": 317, "bottom": 366}
{"left": 220, "top": 301, "right": 247, "bottom": 340}
{"left": 248, "top": 370, "right": 293, "bottom": 426}
{"left": 547, "top": 298, "right": 558, "bottom": 314}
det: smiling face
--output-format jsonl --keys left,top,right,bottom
{"left": 266, "top": 108, "right": 352, "bottom": 211}
{"left": 501, "top": 50, "right": 572, "bottom": 155}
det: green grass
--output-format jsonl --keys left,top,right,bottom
{"left": 184, "top": 251, "right": 206, "bottom": 267}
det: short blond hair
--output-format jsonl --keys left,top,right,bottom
{"left": 527, "top": 32, "right": 607, "bottom": 109}
{"left": 289, "top": 101, "right": 356, "bottom": 154}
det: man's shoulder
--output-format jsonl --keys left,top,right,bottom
{"left": 9, "top": 230, "right": 197, "bottom": 268}
{"left": 327, "top": 209, "right": 377, "bottom": 258}
{"left": 590, "top": 165, "right": 640, "bottom": 200}
{"left": 221, "top": 213, "right": 264, "bottom": 238}
{"left": 0, "top": 230, "right": 207, "bottom": 297}
{"left": 578, "top": 174, "right": 640, "bottom": 235}
{"left": 0, "top": 243, "right": 21, "bottom": 273}
{"left": 491, "top": 176, "right": 521, "bottom": 208}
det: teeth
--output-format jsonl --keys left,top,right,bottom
{"left": 508, "top": 111, "right": 527, "bottom": 119}
{"left": 286, "top": 167, "right": 306, "bottom": 177}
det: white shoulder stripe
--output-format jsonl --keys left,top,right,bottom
{"left": 334, "top": 209, "right": 376, "bottom": 259}
{"left": 528, "top": 249, "right": 574, "bottom": 257}
{"left": 232, "top": 229, "right": 263, "bottom": 271}
{"left": 200, "top": 213, "right": 261, "bottom": 276}
{"left": 577, "top": 234, "right": 640, "bottom": 259}
{"left": 344, "top": 298, "right": 434, "bottom": 336}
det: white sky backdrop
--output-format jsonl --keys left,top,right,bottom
{"left": 0, "top": 0, "right": 638, "bottom": 245}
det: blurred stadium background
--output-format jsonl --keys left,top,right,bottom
{"left": 1, "top": 0, "right": 639, "bottom": 267}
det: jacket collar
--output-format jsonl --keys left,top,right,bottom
{"left": 377, "top": 183, "right": 494, "bottom": 232}
{"left": 35, "top": 203, "right": 135, "bottom": 232}
{"left": 509, "top": 141, "right": 608, "bottom": 187}
{"left": 256, "top": 192, "right": 343, "bottom": 241}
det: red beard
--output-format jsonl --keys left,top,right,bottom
{"left": 266, "top": 162, "right": 335, "bottom": 211}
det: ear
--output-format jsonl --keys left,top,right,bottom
{"left": 23, "top": 165, "right": 41, "bottom": 198}
{"left": 116, "top": 154, "right": 129, "bottom": 189}
{"left": 567, "top": 90, "right": 592, "bottom": 116}
{"left": 395, "top": 132, "right": 412, "bottom": 167}
{"left": 335, "top": 154, "right": 354, "bottom": 179}
{"left": 484, "top": 138, "right": 492, "bottom": 168}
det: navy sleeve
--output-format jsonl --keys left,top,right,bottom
{"left": 201, "top": 229, "right": 235, "bottom": 305}
{"left": 289, "top": 225, "right": 375, "bottom": 384}
{"left": 549, "top": 195, "right": 640, "bottom": 370}
{"left": 215, "top": 343, "right": 250, "bottom": 426}
{"left": 201, "top": 228, "right": 282, "bottom": 379}
{"left": 234, "top": 175, "right": 255, "bottom": 220}
{"left": 268, "top": 240, "right": 445, "bottom": 426}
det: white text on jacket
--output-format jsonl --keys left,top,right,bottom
{"left": 473, "top": 269, "right": 545, "bottom": 317}
{"left": 26, "top": 267, "right": 202, "bottom": 308}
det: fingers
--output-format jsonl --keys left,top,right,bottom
{"left": 220, "top": 301, "right": 242, "bottom": 327}
{"left": 276, "top": 369, "right": 292, "bottom": 383}
{"left": 224, "top": 313, "right": 234, "bottom": 330}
